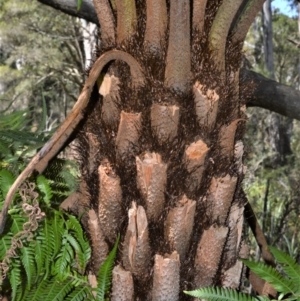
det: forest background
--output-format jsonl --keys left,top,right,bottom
{"left": 0, "top": 0, "right": 300, "bottom": 298}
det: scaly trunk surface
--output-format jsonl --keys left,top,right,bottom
{"left": 63, "top": 0, "right": 265, "bottom": 300}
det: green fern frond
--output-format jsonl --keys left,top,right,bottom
{"left": 10, "top": 209, "right": 26, "bottom": 234}
{"left": 65, "top": 285, "right": 94, "bottom": 301}
{"left": 0, "top": 230, "right": 13, "bottom": 258}
{"left": 51, "top": 211, "right": 64, "bottom": 254}
{"left": 54, "top": 238, "right": 74, "bottom": 280}
{"left": 8, "top": 260, "right": 22, "bottom": 301}
{"left": 66, "top": 214, "right": 91, "bottom": 273}
{"left": 0, "top": 139, "right": 12, "bottom": 158}
{"left": 242, "top": 259, "right": 297, "bottom": 294}
{"left": 97, "top": 234, "right": 120, "bottom": 301}
{"left": 184, "top": 286, "right": 262, "bottom": 301}
{"left": 20, "top": 241, "right": 37, "bottom": 288}
{"left": 36, "top": 175, "right": 53, "bottom": 205}
{"left": 35, "top": 239, "right": 44, "bottom": 278}
{"left": 0, "top": 169, "right": 15, "bottom": 202}
{"left": 41, "top": 218, "right": 57, "bottom": 280}
{"left": 43, "top": 279, "right": 73, "bottom": 301}
{"left": 0, "top": 110, "right": 29, "bottom": 130}
{"left": 269, "top": 247, "right": 300, "bottom": 291}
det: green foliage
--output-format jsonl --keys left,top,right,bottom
{"left": 96, "top": 234, "right": 120, "bottom": 301}
{"left": 0, "top": 0, "right": 84, "bottom": 130}
{"left": 185, "top": 247, "right": 300, "bottom": 301}
{"left": 0, "top": 110, "right": 49, "bottom": 168}
{"left": 184, "top": 286, "right": 266, "bottom": 301}
{"left": 0, "top": 169, "right": 93, "bottom": 300}
{"left": 77, "top": 0, "right": 83, "bottom": 11}
{"left": 243, "top": 9, "right": 300, "bottom": 257}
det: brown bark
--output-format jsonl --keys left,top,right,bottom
{"left": 243, "top": 69, "right": 300, "bottom": 121}
{"left": 3, "top": 1, "right": 282, "bottom": 300}
{"left": 37, "top": 0, "right": 300, "bottom": 121}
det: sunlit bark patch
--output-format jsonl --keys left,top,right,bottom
{"left": 219, "top": 119, "right": 241, "bottom": 159}
{"left": 164, "top": 195, "right": 196, "bottom": 262}
{"left": 87, "top": 209, "right": 109, "bottom": 273}
{"left": 86, "top": 132, "right": 101, "bottom": 173}
{"left": 193, "top": 81, "right": 219, "bottom": 129}
{"left": 99, "top": 74, "right": 121, "bottom": 127}
{"left": 194, "top": 225, "right": 228, "bottom": 287}
{"left": 152, "top": 251, "right": 180, "bottom": 301}
{"left": 111, "top": 265, "right": 134, "bottom": 301}
{"left": 98, "top": 163, "right": 122, "bottom": 243}
{"left": 122, "top": 202, "right": 151, "bottom": 277}
{"left": 222, "top": 260, "right": 243, "bottom": 289}
{"left": 116, "top": 111, "right": 141, "bottom": 159}
{"left": 234, "top": 140, "right": 246, "bottom": 175}
{"left": 144, "top": 0, "right": 167, "bottom": 53}
{"left": 208, "top": 175, "right": 238, "bottom": 224}
{"left": 150, "top": 104, "right": 180, "bottom": 145}
{"left": 136, "top": 152, "right": 167, "bottom": 222}
{"left": 222, "top": 203, "right": 244, "bottom": 271}
{"left": 184, "top": 139, "right": 209, "bottom": 193}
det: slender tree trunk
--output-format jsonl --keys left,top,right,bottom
{"left": 261, "top": 0, "right": 293, "bottom": 167}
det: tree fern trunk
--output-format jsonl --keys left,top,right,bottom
{"left": 72, "top": 0, "right": 262, "bottom": 299}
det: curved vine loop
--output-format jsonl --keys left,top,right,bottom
{"left": 0, "top": 50, "right": 145, "bottom": 234}
{"left": 0, "top": 182, "right": 44, "bottom": 282}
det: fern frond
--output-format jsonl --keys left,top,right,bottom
{"left": 43, "top": 279, "right": 73, "bottom": 301}
{"left": 242, "top": 259, "right": 297, "bottom": 294}
{"left": 51, "top": 211, "right": 64, "bottom": 254}
{"left": 20, "top": 241, "right": 37, "bottom": 288}
{"left": 8, "top": 260, "right": 22, "bottom": 301}
{"left": 65, "top": 285, "right": 94, "bottom": 301}
{"left": 10, "top": 210, "right": 25, "bottom": 234}
{"left": 37, "top": 175, "right": 53, "bottom": 205}
{"left": 0, "top": 169, "right": 15, "bottom": 202}
{"left": 269, "top": 247, "right": 300, "bottom": 291}
{"left": 41, "top": 218, "right": 56, "bottom": 280}
{"left": 184, "top": 286, "right": 262, "bottom": 301}
{"left": 96, "top": 234, "right": 120, "bottom": 301}
{"left": 54, "top": 236, "right": 74, "bottom": 280}
{"left": 0, "top": 230, "right": 13, "bottom": 258}
{"left": 66, "top": 214, "right": 91, "bottom": 273}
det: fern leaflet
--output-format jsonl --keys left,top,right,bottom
{"left": 242, "top": 259, "right": 297, "bottom": 294}
{"left": 269, "top": 247, "right": 300, "bottom": 291}
{"left": 97, "top": 234, "right": 120, "bottom": 301}
{"left": 184, "top": 286, "right": 263, "bottom": 301}
{"left": 37, "top": 175, "right": 52, "bottom": 205}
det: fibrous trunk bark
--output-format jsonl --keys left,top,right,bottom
{"left": 69, "top": 0, "right": 262, "bottom": 300}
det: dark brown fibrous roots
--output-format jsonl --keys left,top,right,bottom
{"left": 75, "top": 1, "right": 254, "bottom": 300}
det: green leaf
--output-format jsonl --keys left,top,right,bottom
{"left": 242, "top": 259, "right": 297, "bottom": 294}
{"left": 269, "top": 247, "right": 300, "bottom": 291}
{"left": 37, "top": 175, "right": 53, "bottom": 205}
{"left": 65, "top": 285, "right": 94, "bottom": 301}
{"left": 77, "top": 0, "right": 83, "bottom": 11}
{"left": 20, "top": 241, "right": 37, "bottom": 289}
{"left": 8, "top": 260, "right": 22, "bottom": 301}
{"left": 184, "top": 286, "right": 261, "bottom": 301}
{"left": 0, "top": 169, "right": 15, "bottom": 203}
{"left": 97, "top": 234, "right": 120, "bottom": 301}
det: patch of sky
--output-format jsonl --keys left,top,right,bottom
{"left": 272, "top": 0, "right": 298, "bottom": 17}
